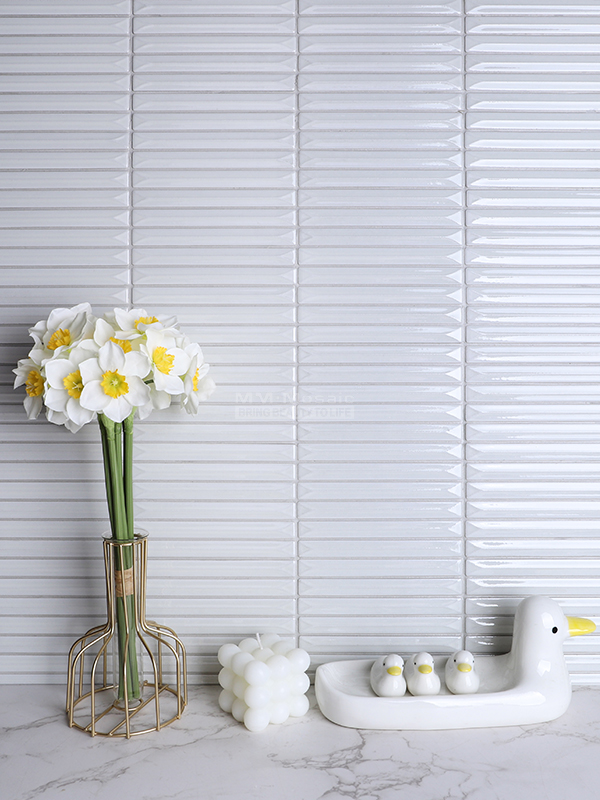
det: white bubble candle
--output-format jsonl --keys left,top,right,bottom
{"left": 217, "top": 633, "right": 311, "bottom": 732}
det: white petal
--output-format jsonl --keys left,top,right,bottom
{"left": 98, "top": 340, "right": 125, "bottom": 372}
{"left": 24, "top": 395, "right": 43, "bottom": 419}
{"left": 45, "top": 358, "right": 75, "bottom": 389}
{"left": 195, "top": 362, "right": 210, "bottom": 382}
{"left": 136, "top": 401, "right": 154, "bottom": 420}
{"left": 70, "top": 302, "right": 92, "bottom": 317}
{"left": 28, "top": 320, "right": 47, "bottom": 342}
{"left": 153, "top": 371, "right": 166, "bottom": 392}
{"left": 66, "top": 397, "right": 96, "bottom": 426}
{"left": 125, "top": 375, "right": 151, "bottom": 406}
{"left": 79, "top": 357, "right": 102, "bottom": 384}
{"left": 151, "top": 388, "right": 171, "bottom": 410}
{"left": 114, "top": 308, "right": 133, "bottom": 332}
{"left": 45, "top": 306, "right": 71, "bottom": 334}
{"left": 27, "top": 346, "right": 45, "bottom": 366}
{"left": 104, "top": 395, "right": 132, "bottom": 423}
{"left": 64, "top": 418, "right": 85, "bottom": 434}
{"left": 185, "top": 342, "right": 203, "bottom": 360}
{"left": 80, "top": 381, "right": 109, "bottom": 412}
{"left": 171, "top": 348, "right": 191, "bottom": 376}
{"left": 45, "top": 387, "right": 68, "bottom": 413}
{"left": 70, "top": 339, "right": 98, "bottom": 366}
{"left": 93, "top": 317, "right": 115, "bottom": 346}
{"left": 69, "top": 310, "right": 93, "bottom": 344}
{"left": 144, "top": 328, "right": 167, "bottom": 352}
{"left": 124, "top": 350, "right": 151, "bottom": 379}
{"left": 155, "top": 371, "right": 184, "bottom": 395}
{"left": 182, "top": 398, "right": 196, "bottom": 415}
{"left": 115, "top": 307, "right": 146, "bottom": 332}
{"left": 196, "top": 375, "right": 216, "bottom": 401}
{"left": 13, "top": 359, "right": 33, "bottom": 388}
{"left": 46, "top": 407, "right": 68, "bottom": 427}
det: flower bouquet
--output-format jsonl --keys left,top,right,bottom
{"left": 13, "top": 303, "right": 214, "bottom": 724}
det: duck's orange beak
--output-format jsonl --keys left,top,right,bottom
{"left": 567, "top": 616, "right": 596, "bottom": 637}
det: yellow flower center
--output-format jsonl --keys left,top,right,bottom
{"left": 25, "top": 370, "right": 44, "bottom": 397}
{"left": 101, "top": 370, "right": 129, "bottom": 398}
{"left": 63, "top": 370, "right": 84, "bottom": 399}
{"left": 193, "top": 368, "right": 199, "bottom": 392}
{"left": 110, "top": 336, "right": 132, "bottom": 353}
{"left": 153, "top": 346, "right": 174, "bottom": 375}
{"left": 48, "top": 328, "right": 71, "bottom": 351}
{"left": 134, "top": 315, "right": 158, "bottom": 330}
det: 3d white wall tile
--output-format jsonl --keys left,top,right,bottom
{"left": 1, "top": 0, "right": 599, "bottom": 685}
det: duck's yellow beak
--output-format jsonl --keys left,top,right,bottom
{"left": 567, "top": 616, "right": 596, "bottom": 637}
{"left": 387, "top": 666, "right": 402, "bottom": 676}
{"left": 418, "top": 664, "right": 432, "bottom": 675}
{"left": 457, "top": 663, "right": 471, "bottom": 673}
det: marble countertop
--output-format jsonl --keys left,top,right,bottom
{"left": 2, "top": 685, "right": 599, "bottom": 800}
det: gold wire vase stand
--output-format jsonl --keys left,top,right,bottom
{"left": 66, "top": 534, "right": 187, "bottom": 738}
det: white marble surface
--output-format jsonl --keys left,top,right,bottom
{"left": 2, "top": 685, "right": 600, "bottom": 800}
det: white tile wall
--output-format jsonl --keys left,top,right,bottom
{"left": 1, "top": 0, "right": 599, "bottom": 685}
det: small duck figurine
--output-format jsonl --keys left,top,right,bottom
{"left": 444, "top": 650, "right": 479, "bottom": 695}
{"left": 369, "top": 654, "right": 406, "bottom": 697}
{"left": 406, "top": 652, "right": 440, "bottom": 696}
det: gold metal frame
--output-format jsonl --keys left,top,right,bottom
{"left": 66, "top": 535, "right": 187, "bottom": 738}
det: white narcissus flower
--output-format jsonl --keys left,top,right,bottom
{"left": 13, "top": 357, "right": 45, "bottom": 420}
{"left": 28, "top": 302, "right": 94, "bottom": 364}
{"left": 112, "top": 307, "right": 177, "bottom": 339}
{"left": 44, "top": 341, "right": 98, "bottom": 431}
{"left": 181, "top": 342, "right": 216, "bottom": 415}
{"left": 79, "top": 341, "right": 151, "bottom": 423}
{"left": 139, "top": 328, "right": 191, "bottom": 396}
{"left": 92, "top": 316, "right": 143, "bottom": 352}
{"left": 183, "top": 374, "right": 216, "bottom": 415}
{"left": 14, "top": 306, "right": 214, "bottom": 429}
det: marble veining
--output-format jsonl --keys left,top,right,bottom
{"left": 2, "top": 685, "right": 600, "bottom": 800}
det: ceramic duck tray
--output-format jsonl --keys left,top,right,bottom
{"left": 315, "top": 596, "right": 596, "bottom": 730}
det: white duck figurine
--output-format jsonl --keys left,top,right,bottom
{"left": 445, "top": 650, "right": 479, "bottom": 695}
{"left": 370, "top": 654, "right": 406, "bottom": 697}
{"left": 477, "top": 594, "right": 596, "bottom": 726}
{"left": 314, "top": 596, "right": 596, "bottom": 730}
{"left": 406, "top": 652, "right": 440, "bottom": 696}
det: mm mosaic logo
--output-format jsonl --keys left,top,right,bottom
{"left": 234, "top": 392, "right": 355, "bottom": 420}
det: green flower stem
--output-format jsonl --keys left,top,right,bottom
{"left": 98, "top": 413, "right": 141, "bottom": 701}
{"left": 123, "top": 411, "right": 134, "bottom": 540}
{"left": 98, "top": 417, "right": 115, "bottom": 537}
{"left": 117, "top": 585, "right": 140, "bottom": 701}
{"left": 121, "top": 412, "right": 139, "bottom": 702}
{"left": 100, "top": 415, "right": 127, "bottom": 542}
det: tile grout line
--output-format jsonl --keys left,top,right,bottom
{"left": 461, "top": 0, "right": 468, "bottom": 652}
{"left": 294, "top": 0, "right": 300, "bottom": 648}
{"left": 127, "top": 0, "right": 134, "bottom": 311}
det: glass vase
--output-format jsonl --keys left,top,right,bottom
{"left": 110, "top": 533, "right": 144, "bottom": 707}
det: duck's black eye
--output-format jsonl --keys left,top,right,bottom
{"left": 552, "top": 626, "right": 558, "bottom": 634}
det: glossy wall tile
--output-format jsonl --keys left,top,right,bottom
{"left": 1, "top": 0, "right": 599, "bottom": 684}
{"left": 464, "top": 0, "right": 600, "bottom": 662}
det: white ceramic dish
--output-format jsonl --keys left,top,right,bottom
{"left": 315, "top": 596, "right": 595, "bottom": 730}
